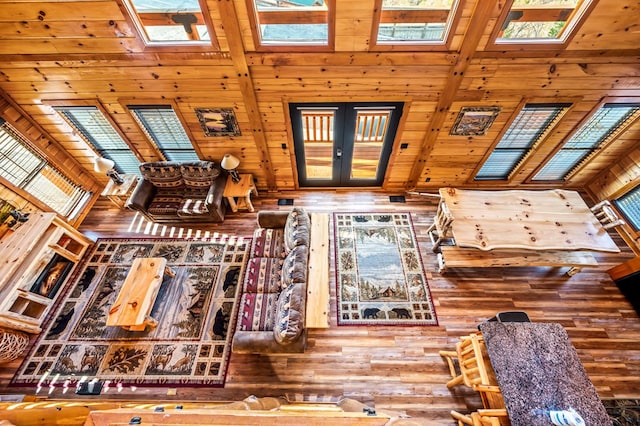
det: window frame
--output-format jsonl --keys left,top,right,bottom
{"left": 528, "top": 98, "right": 640, "bottom": 183}
{"left": 614, "top": 185, "right": 640, "bottom": 236}
{"left": 116, "top": 0, "right": 220, "bottom": 51}
{"left": 370, "top": 0, "right": 464, "bottom": 51}
{"left": 125, "top": 101, "right": 203, "bottom": 162}
{"left": 46, "top": 100, "right": 145, "bottom": 176}
{"left": 472, "top": 101, "right": 573, "bottom": 182}
{"left": 485, "top": 0, "right": 598, "bottom": 51}
{"left": 0, "top": 122, "right": 89, "bottom": 218}
{"left": 246, "top": 0, "right": 335, "bottom": 52}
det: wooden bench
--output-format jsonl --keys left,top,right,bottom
{"left": 306, "top": 213, "right": 330, "bottom": 328}
{"left": 437, "top": 246, "right": 598, "bottom": 276}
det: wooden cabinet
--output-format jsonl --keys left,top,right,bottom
{"left": 0, "top": 212, "right": 93, "bottom": 334}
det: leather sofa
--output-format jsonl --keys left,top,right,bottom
{"left": 126, "top": 161, "right": 227, "bottom": 223}
{"left": 232, "top": 207, "right": 311, "bottom": 354}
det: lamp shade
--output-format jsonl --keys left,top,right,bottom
{"left": 94, "top": 157, "right": 115, "bottom": 174}
{"left": 220, "top": 153, "right": 240, "bottom": 171}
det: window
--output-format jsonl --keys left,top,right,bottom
{"left": 533, "top": 103, "right": 640, "bottom": 181}
{"left": 248, "top": 0, "right": 332, "bottom": 48}
{"left": 121, "top": 0, "right": 217, "bottom": 47}
{"left": 128, "top": 105, "right": 200, "bottom": 161}
{"left": 615, "top": 187, "right": 640, "bottom": 232}
{"left": 373, "top": 0, "right": 461, "bottom": 48}
{"left": 489, "top": 0, "right": 594, "bottom": 48}
{"left": 54, "top": 106, "right": 141, "bottom": 175}
{"left": 0, "top": 123, "right": 89, "bottom": 216}
{"left": 475, "top": 103, "right": 571, "bottom": 180}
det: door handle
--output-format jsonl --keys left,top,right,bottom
{"left": 336, "top": 148, "right": 342, "bottom": 159}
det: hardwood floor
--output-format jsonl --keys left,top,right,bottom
{"left": 1, "top": 190, "right": 639, "bottom": 425}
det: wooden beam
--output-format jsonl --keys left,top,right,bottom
{"left": 216, "top": 0, "right": 276, "bottom": 190}
{"left": 406, "top": 0, "right": 499, "bottom": 189}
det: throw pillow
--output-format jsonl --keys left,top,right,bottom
{"left": 284, "top": 207, "right": 310, "bottom": 253}
{"left": 140, "top": 162, "right": 184, "bottom": 188}
{"left": 280, "top": 245, "right": 308, "bottom": 289}
{"left": 273, "top": 283, "right": 305, "bottom": 345}
{"left": 181, "top": 161, "right": 220, "bottom": 189}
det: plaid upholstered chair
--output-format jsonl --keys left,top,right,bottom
{"left": 126, "top": 161, "right": 227, "bottom": 223}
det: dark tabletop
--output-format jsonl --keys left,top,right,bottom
{"left": 478, "top": 322, "right": 612, "bottom": 426}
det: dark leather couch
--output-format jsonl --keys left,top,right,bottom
{"left": 126, "top": 161, "right": 227, "bottom": 223}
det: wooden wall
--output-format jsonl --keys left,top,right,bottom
{"left": 0, "top": 0, "right": 639, "bottom": 200}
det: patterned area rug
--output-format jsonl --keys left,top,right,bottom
{"left": 11, "top": 237, "right": 250, "bottom": 388}
{"left": 334, "top": 212, "right": 437, "bottom": 326}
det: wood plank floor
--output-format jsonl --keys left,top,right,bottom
{"left": 1, "top": 190, "right": 639, "bottom": 425}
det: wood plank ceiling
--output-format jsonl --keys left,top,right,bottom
{"left": 0, "top": 0, "right": 638, "bottom": 199}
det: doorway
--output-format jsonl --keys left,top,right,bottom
{"left": 289, "top": 102, "right": 404, "bottom": 187}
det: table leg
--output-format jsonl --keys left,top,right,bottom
{"left": 244, "top": 194, "right": 255, "bottom": 212}
{"left": 226, "top": 196, "right": 238, "bottom": 212}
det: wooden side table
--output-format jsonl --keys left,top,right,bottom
{"left": 101, "top": 174, "right": 139, "bottom": 209}
{"left": 223, "top": 174, "right": 258, "bottom": 213}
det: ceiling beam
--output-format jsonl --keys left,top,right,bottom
{"left": 216, "top": 0, "right": 276, "bottom": 190}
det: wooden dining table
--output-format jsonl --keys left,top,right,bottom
{"left": 438, "top": 188, "right": 620, "bottom": 252}
{"left": 478, "top": 322, "right": 612, "bottom": 426}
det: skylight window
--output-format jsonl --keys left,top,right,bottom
{"left": 249, "top": 0, "right": 331, "bottom": 48}
{"left": 122, "top": 0, "right": 215, "bottom": 46}
{"left": 373, "top": 0, "right": 460, "bottom": 47}
{"left": 475, "top": 103, "right": 571, "bottom": 180}
{"left": 129, "top": 105, "right": 200, "bottom": 162}
{"left": 614, "top": 187, "right": 640, "bottom": 232}
{"left": 54, "top": 106, "right": 142, "bottom": 175}
{"left": 533, "top": 103, "right": 640, "bottom": 181}
{"left": 490, "top": 0, "right": 594, "bottom": 47}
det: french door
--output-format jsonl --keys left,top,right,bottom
{"left": 289, "top": 102, "right": 404, "bottom": 187}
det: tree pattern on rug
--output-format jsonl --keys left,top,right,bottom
{"left": 11, "top": 237, "right": 250, "bottom": 387}
{"left": 334, "top": 212, "right": 437, "bottom": 326}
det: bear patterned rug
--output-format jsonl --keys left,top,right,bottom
{"left": 334, "top": 212, "right": 437, "bottom": 326}
{"left": 11, "top": 237, "right": 250, "bottom": 388}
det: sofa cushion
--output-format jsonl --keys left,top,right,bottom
{"left": 273, "top": 283, "right": 305, "bottom": 345}
{"left": 243, "top": 257, "right": 283, "bottom": 294}
{"left": 177, "top": 198, "right": 209, "bottom": 216}
{"left": 250, "top": 228, "right": 286, "bottom": 258}
{"left": 140, "top": 162, "right": 185, "bottom": 189}
{"left": 280, "top": 245, "right": 308, "bottom": 289}
{"left": 284, "top": 208, "right": 311, "bottom": 253}
{"left": 237, "top": 292, "right": 279, "bottom": 332}
{"left": 147, "top": 196, "right": 182, "bottom": 216}
{"left": 180, "top": 161, "right": 220, "bottom": 189}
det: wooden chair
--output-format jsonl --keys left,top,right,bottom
{"left": 440, "top": 333, "right": 506, "bottom": 409}
{"left": 590, "top": 200, "right": 626, "bottom": 230}
{"left": 451, "top": 409, "right": 510, "bottom": 426}
{"left": 427, "top": 198, "right": 454, "bottom": 251}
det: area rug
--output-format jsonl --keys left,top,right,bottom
{"left": 11, "top": 237, "right": 250, "bottom": 388}
{"left": 334, "top": 212, "right": 437, "bottom": 326}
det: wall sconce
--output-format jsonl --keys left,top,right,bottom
{"left": 220, "top": 153, "right": 241, "bottom": 183}
{"left": 94, "top": 157, "right": 124, "bottom": 185}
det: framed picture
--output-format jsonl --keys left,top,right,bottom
{"left": 450, "top": 106, "right": 501, "bottom": 136}
{"left": 195, "top": 108, "right": 241, "bottom": 137}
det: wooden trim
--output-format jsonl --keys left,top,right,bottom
{"left": 218, "top": 0, "right": 276, "bottom": 190}
{"left": 407, "top": 0, "right": 498, "bottom": 188}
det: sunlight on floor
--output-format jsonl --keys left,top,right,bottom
{"left": 127, "top": 212, "right": 244, "bottom": 245}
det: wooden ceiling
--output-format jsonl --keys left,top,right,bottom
{"left": 0, "top": 0, "right": 639, "bottom": 196}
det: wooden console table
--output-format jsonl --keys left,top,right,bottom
{"left": 106, "top": 257, "right": 174, "bottom": 331}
